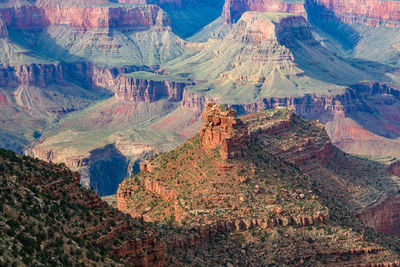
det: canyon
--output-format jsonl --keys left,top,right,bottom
{"left": 2, "top": 0, "right": 400, "bottom": 265}
{"left": 0, "top": 0, "right": 399, "bottom": 199}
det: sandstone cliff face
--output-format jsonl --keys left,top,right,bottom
{"left": 357, "top": 195, "right": 400, "bottom": 237}
{"left": 115, "top": 74, "right": 193, "bottom": 102}
{"left": 200, "top": 103, "right": 249, "bottom": 160}
{"left": 0, "top": 64, "right": 65, "bottom": 87}
{"left": 222, "top": 0, "right": 400, "bottom": 28}
{"left": 63, "top": 63, "right": 149, "bottom": 91}
{"left": 222, "top": 0, "right": 306, "bottom": 24}
{"left": 0, "top": 2, "right": 170, "bottom": 30}
{"left": 307, "top": 0, "right": 400, "bottom": 28}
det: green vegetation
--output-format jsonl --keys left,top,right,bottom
{"left": 0, "top": 148, "right": 156, "bottom": 266}
{"left": 120, "top": 108, "right": 400, "bottom": 265}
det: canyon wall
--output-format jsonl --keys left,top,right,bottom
{"left": 222, "top": 0, "right": 400, "bottom": 28}
{"left": 115, "top": 74, "right": 193, "bottom": 102}
{"left": 0, "top": 2, "right": 170, "bottom": 30}
{"left": 222, "top": 0, "right": 306, "bottom": 24}
{"left": 0, "top": 64, "right": 65, "bottom": 87}
{"left": 0, "top": 19, "right": 8, "bottom": 38}
{"left": 357, "top": 195, "right": 400, "bottom": 237}
{"left": 307, "top": 0, "right": 400, "bottom": 28}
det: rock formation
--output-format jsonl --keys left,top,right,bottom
{"left": 357, "top": 195, "right": 400, "bottom": 237}
{"left": 0, "top": 64, "right": 65, "bottom": 87}
{"left": 115, "top": 73, "right": 193, "bottom": 102}
{"left": 222, "top": 0, "right": 306, "bottom": 24}
{"left": 307, "top": 0, "right": 400, "bottom": 28}
{"left": 388, "top": 160, "right": 400, "bottom": 178}
{"left": 0, "top": 1, "right": 170, "bottom": 30}
{"left": 200, "top": 103, "right": 249, "bottom": 160}
{"left": 117, "top": 105, "right": 400, "bottom": 265}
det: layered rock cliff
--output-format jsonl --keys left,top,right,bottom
{"left": 200, "top": 103, "right": 249, "bottom": 159}
{"left": 357, "top": 195, "right": 400, "bottom": 237}
{"left": 115, "top": 72, "right": 193, "bottom": 102}
{"left": 307, "top": 0, "right": 400, "bottom": 28}
{"left": 0, "top": 64, "right": 65, "bottom": 87}
{"left": 222, "top": 0, "right": 306, "bottom": 24}
{"left": 222, "top": 0, "right": 400, "bottom": 28}
{"left": 0, "top": 1, "right": 170, "bottom": 30}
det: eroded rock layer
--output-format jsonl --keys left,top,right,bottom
{"left": 307, "top": 0, "right": 400, "bottom": 28}
{"left": 200, "top": 103, "right": 249, "bottom": 160}
{"left": 115, "top": 74, "right": 193, "bottom": 102}
{"left": 0, "top": 2, "right": 169, "bottom": 30}
{"left": 222, "top": 0, "right": 306, "bottom": 24}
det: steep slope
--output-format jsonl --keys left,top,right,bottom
{"left": 0, "top": 148, "right": 165, "bottom": 266}
{"left": 117, "top": 104, "right": 400, "bottom": 265}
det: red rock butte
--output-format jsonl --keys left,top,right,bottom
{"left": 200, "top": 102, "right": 249, "bottom": 160}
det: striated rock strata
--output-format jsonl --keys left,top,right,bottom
{"left": 222, "top": 0, "right": 306, "bottom": 24}
{"left": 307, "top": 0, "right": 400, "bottom": 28}
{"left": 200, "top": 103, "right": 249, "bottom": 160}
{"left": 115, "top": 74, "right": 193, "bottom": 102}
{"left": 357, "top": 195, "right": 400, "bottom": 237}
{"left": 0, "top": 2, "right": 170, "bottom": 30}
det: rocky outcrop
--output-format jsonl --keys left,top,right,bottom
{"left": 306, "top": 0, "right": 400, "bottom": 28}
{"left": 0, "top": 1, "right": 170, "bottom": 30}
{"left": 200, "top": 103, "right": 249, "bottom": 160}
{"left": 0, "top": 64, "right": 65, "bottom": 87}
{"left": 115, "top": 74, "right": 193, "bottom": 102}
{"left": 111, "top": 236, "right": 165, "bottom": 267}
{"left": 222, "top": 0, "right": 306, "bottom": 24}
{"left": 168, "top": 212, "right": 329, "bottom": 249}
{"left": 388, "top": 161, "right": 400, "bottom": 178}
{"left": 357, "top": 195, "right": 400, "bottom": 237}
